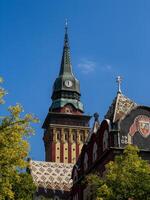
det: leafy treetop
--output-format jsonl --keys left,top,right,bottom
{"left": 86, "top": 145, "right": 150, "bottom": 200}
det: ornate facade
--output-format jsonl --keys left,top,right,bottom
{"left": 71, "top": 84, "right": 150, "bottom": 200}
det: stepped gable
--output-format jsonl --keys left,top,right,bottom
{"left": 105, "top": 92, "right": 137, "bottom": 123}
{"left": 30, "top": 160, "right": 74, "bottom": 191}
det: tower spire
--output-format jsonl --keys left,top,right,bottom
{"left": 59, "top": 20, "right": 72, "bottom": 75}
{"left": 51, "top": 21, "right": 83, "bottom": 112}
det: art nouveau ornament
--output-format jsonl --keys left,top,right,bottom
{"left": 129, "top": 115, "right": 150, "bottom": 138}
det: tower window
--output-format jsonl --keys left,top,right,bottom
{"left": 57, "top": 133, "right": 60, "bottom": 140}
{"left": 73, "top": 132, "right": 76, "bottom": 141}
{"left": 57, "top": 130, "right": 61, "bottom": 141}
{"left": 65, "top": 133, "right": 68, "bottom": 141}
{"left": 65, "top": 107, "right": 71, "bottom": 113}
{"left": 80, "top": 132, "right": 85, "bottom": 142}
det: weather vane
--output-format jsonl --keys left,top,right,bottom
{"left": 116, "top": 76, "right": 122, "bottom": 93}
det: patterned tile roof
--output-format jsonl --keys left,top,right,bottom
{"left": 105, "top": 92, "right": 137, "bottom": 123}
{"left": 30, "top": 160, "right": 74, "bottom": 191}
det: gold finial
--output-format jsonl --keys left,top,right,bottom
{"left": 116, "top": 76, "right": 122, "bottom": 93}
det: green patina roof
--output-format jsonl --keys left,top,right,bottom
{"left": 52, "top": 24, "right": 80, "bottom": 95}
{"left": 59, "top": 26, "right": 72, "bottom": 76}
{"left": 50, "top": 98, "right": 84, "bottom": 112}
{"left": 50, "top": 24, "right": 84, "bottom": 112}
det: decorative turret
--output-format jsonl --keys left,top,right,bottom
{"left": 50, "top": 21, "right": 83, "bottom": 113}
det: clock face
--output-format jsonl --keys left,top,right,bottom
{"left": 64, "top": 80, "right": 73, "bottom": 88}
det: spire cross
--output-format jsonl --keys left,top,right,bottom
{"left": 116, "top": 76, "right": 122, "bottom": 93}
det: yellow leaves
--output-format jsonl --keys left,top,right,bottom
{"left": 97, "top": 184, "right": 112, "bottom": 198}
{"left": 8, "top": 103, "right": 23, "bottom": 117}
{"left": 124, "top": 144, "right": 139, "bottom": 156}
{"left": 24, "top": 113, "right": 38, "bottom": 122}
{"left": 24, "top": 114, "right": 34, "bottom": 122}
{"left": 0, "top": 88, "right": 6, "bottom": 104}
{"left": 87, "top": 145, "right": 150, "bottom": 200}
{"left": 0, "top": 78, "right": 38, "bottom": 199}
{"left": 0, "top": 77, "right": 7, "bottom": 104}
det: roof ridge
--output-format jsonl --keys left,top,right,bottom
{"left": 105, "top": 92, "right": 137, "bottom": 123}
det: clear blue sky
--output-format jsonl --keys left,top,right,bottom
{"left": 0, "top": 0, "right": 150, "bottom": 161}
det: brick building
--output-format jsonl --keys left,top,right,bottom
{"left": 71, "top": 78, "right": 150, "bottom": 200}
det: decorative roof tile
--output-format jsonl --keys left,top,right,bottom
{"left": 105, "top": 93, "right": 137, "bottom": 123}
{"left": 30, "top": 160, "right": 74, "bottom": 191}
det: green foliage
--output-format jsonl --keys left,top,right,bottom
{"left": 12, "top": 173, "right": 36, "bottom": 200}
{"left": 0, "top": 78, "right": 38, "bottom": 200}
{"left": 86, "top": 145, "right": 150, "bottom": 200}
{"left": 0, "top": 77, "right": 7, "bottom": 104}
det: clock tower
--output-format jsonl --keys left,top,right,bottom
{"left": 42, "top": 23, "right": 91, "bottom": 164}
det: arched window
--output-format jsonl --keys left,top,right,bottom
{"left": 93, "top": 142, "right": 97, "bottom": 162}
{"left": 54, "top": 196, "right": 60, "bottom": 200}
{"left": 84, "top": 153, "right": 88, "bottom": 171}
{"left": 72, "top": 130, "right": 77, "bottom": 142}
{"left": 80, "top": 131, "right": 85, "bottom": 142}
{"left": 64, "top": 129, "right": 69, "bottom": 141}
{"left": 103, "top": 130, "right": 109, "bottom": 151}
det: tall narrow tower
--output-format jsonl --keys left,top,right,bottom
{"left": 43, "top": 23, "right": 91, "bottom": 164}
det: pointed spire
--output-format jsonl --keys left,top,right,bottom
{"left": 64, "top": 18, "right": 68, "bottom": 47}
{"left": 59, "top": 20, "right": 73, "bottom": 76}
{"left": 65, "top": 18, "right": 68, "bottom": 33}
{"left": 116, "top": 76, "right": 122, "bottom": 93}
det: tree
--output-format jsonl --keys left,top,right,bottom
{"left": 12, "top": 173, "right": 36, "bottom": 200}
{"left": 0, "top": 78, "right": 38, "bottom": 200}
{"left": 86, "top": 145, "right": 150, "bottom": 200}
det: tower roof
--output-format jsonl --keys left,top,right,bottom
{"left": 105, "top": 76, "right": 137, "bottom": 123}
{"left": 59, "top": 21, "right": 73, "bottom": 76}
{"left": 105, "top": 92, "right": 137, "bottom": 123}
{"left": 52, "top": 22, "right": 80, "bottom": 95}
{"left": 51, "top": 21, "right": 83, "bottom": 112}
